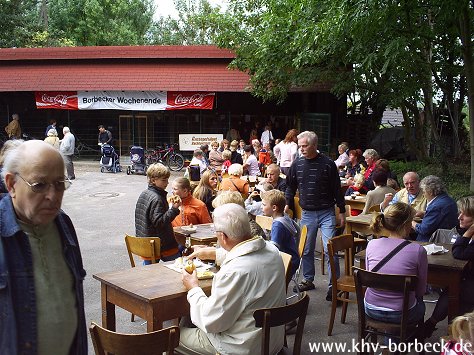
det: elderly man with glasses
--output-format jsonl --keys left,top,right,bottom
{"left": 0, "top": 140, "right": 87, "bottom": 354}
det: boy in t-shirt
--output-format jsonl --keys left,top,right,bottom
{"left": 262, "top": 190, "right": 300, "bottom": 277}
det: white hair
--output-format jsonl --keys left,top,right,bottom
{"left": 228, "top": 163, "right": 243, "bottom": 176}
{"left": 213, "top": 203, "right": 251, "bottom": 241}
{"left": 297, "top": 131, "right": 318, "bottom": 146}
{"left": 63, "top": 126, "right": 70, "bottom": 134}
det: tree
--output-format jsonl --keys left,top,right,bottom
{"left": 46, "top": 0, "right": 154, "bottom": 46}
{"left": 149, "top": 0, "right": 221, "bottom": 45}
{"left": 0, "top": 0, "right": 42, "bottom": 48}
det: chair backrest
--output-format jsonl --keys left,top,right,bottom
{"left": 328, "top": 234, "right": 354, "bottom": 278}
{"left": 353, "top": 268, "right": 418, "bottom": 341}
{"left": 89, "top": 322, "right": 180, "bottom": 355}
{"left": 254, "top": 293, "right": 310, "bottom": 355}
{"left": 256, "top": 215, "right": 273, "bottom": 231}
{"left": 298, "top": 225, "right": 308, "bottom": 257}
{"left": 293, "top": 197, "right": 302, "bottom": 221}
{"left": 280, "top": 251, "right": 293, "bottom": 289}
{"left": 125, "top": 234, "right": 161, "bottom": 267}
{"left": 368, "top": 204, "right": 381, "bottom": 213}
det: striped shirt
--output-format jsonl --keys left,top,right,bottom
{"left": 285, "top": 154, "right": 345, "bottom": 213}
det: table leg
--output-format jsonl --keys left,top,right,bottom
{"left": 146, "top": 306, "right": 163, "bottom": 332}
{"left": 447, "top": 274, "right": 462, "bottom": 322}
{"left": 101, "top": 283, "right": 116, "bottom": 331}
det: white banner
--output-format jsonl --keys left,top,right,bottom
{"left": 78, "top": 91, "right": 167, "bottom": 110}
{"left": 179, "top": 134, "right": 223, "bottom": 151}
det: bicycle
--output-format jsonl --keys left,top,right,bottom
{"left": 145, "top": 143, "right": 185, "bottom": 171}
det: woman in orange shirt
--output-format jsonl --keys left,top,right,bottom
{"left": 171, "top": 177, "right": 212, "bottom": 227}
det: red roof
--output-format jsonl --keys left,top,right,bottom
{"left": 0, "top": 45, "right": 251, "bottom": 92}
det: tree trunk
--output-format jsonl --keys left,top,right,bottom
{"left": 459, "top": 4, "right": 474, "bottom": 191}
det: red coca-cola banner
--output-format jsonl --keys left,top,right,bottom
{"left": 35, "top": 91, "right": 215, "bottom": 111}
{"left": 35, "top": 91, "right": 78, "bottom": 110}
{"left": 166, "top": 91, "right": 215, "bottom": 110}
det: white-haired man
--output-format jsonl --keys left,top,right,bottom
{"left": 60, "top": 126, "right": 75, "bottom": 180}
{"left": 285, "top": 131, "right": 346, "bottom": 301}
{"left": 179, "top": 203, "right": 286, "bottom": 355}
{"left": 0, "top": 140, "right": 86, "bottom": 354}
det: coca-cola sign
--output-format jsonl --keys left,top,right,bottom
{"left": 35, "top": 91, "right": 78, "bottom": 110}
{"left": 167, "top": 92, "right": 215, "bottom": 110}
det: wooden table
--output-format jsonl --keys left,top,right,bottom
{"left": 344, "top": 195, "right": 367, "bottom": 211}
{"left": 174, "top": 223, "right": 217, "bottom": 246}
{"left": 93, "top": 263, "right": 213, "bottom": 332}
{"left": 345, "top": 214, "right": 374, "bottom": 235}
{"left": 357, "top": 244, "right": 469, "bottom": 321}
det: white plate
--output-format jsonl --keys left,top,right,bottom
{"left": 181, "top": 225, "right": 197, "bottom": 232}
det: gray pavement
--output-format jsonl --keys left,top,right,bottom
{"left": 64, "top": 159, "right": 445, "bottom": 354}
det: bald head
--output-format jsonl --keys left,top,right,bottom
{"left": 3, "top": 141, "right": 66, "bottom": 226}
{"left": 403, "top": 171, "right": 421, "bottom": 195}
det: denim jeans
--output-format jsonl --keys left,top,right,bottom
{"left": 300, "top": 208, "right": 338, "bottom": 287}
{"left": 365, "top": 298, "right": 425, "bottom": 345}
{"left": 142, "top": 252, "right": 181, "bottom": 265}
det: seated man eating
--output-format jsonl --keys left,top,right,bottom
{"left": 179, "top": 203, "right": 286, "bottom": 355}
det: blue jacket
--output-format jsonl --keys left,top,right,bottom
{"left": 0, "top": 194, "right": 87, "bottom": 355}
{"left": 415, "top": 193, "right": 458, "bottom": 242}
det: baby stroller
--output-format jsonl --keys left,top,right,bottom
{"left": 126, "top": 146, "right": 147, "bottom": 175}
{"left": 100, "top": 144, "right": 122, "bottom": 173}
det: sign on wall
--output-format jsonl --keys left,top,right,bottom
{"left": 179, "top": 134, "right": 223, "bottom": 151}
{"left": 35, "top": 91, "right": 215, "bottom": 111}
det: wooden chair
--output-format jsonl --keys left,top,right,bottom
{"left": 289, "top": 225, "right": 308, "bottom": 300}
{"left": 280, "top": 251, "right": 293, "bottom": 290}
{"left": 256, "top": 215, "right": 274, "bottom": 231}
{"left": 253, "top": 292, "right": 310, "bottom": 355}
{"left": 353, "top": 268, "right": 425, "bottom": 353}
{"left": 327, "top": 234, "right": 357, "bottom": 336}
{"left": 89, "top": 322, "right": 180, "bottom": 355}
{"left": 368, "top": 204, "right": 381, "bottom": 213}
{"left": 125, "top": 234, "right": 161, "bottom": 267}
{"left": 320, "top": 205, "right": 352, "bottom": 275}
{"left": 125, "top": 234, "right": 161, "bottom": 321}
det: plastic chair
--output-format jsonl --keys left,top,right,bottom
{"left": 253, "top": 292, "right": 310, "bottom": 355}
{"left": 353, "top": 268, "right": 425, "bottom": 353}
{"left": 327, "top": 234, "right": 357, "bottom": 336}
{"left": 89, "top": 322, "right": 180, "bottom": 355}
{"left": 288, "top": 225, "right": 308, "bottom": 300}
{"left": 256, "top": 215, "right": 274, "bottom": 231}
{"left": 280, "top": 251, "right": 293, "bottom": 290}
{"left": 125, "top": 234, "right": 161, "bottom": 321}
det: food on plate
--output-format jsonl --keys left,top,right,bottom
{"left": 184, "top": 260, "right": 196, "bottom": 274}
{"left": 167, "top": 195, "right": 182, "bottom": 204}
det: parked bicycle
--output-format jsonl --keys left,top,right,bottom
{"left": 145, "top": 143, "right": 185, "bottom": 171}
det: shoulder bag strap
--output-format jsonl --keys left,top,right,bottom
{"left": 371, "top": 240, "right": 411, "bottom": 272}
{"left": 229, "top": 178, "right": 242, "bottom": 193}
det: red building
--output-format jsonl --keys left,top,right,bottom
{"left": 0, "top": 45, "right": 345, "bottom": 157}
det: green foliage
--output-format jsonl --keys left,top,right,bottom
{"left": 0, "top": 0, "right": 42, "bottom": 47}
{"left": 390, "top": 160, "right": 472, "bottom": 200}
{"left": 149, "top": 0, "right": 221, "bottom": 45}
{"left": 47, "top": 0, "right": 154, "bottom": 46}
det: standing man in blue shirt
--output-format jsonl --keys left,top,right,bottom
{"left": 285, "top": 131, "right": 346, "bottom": 301}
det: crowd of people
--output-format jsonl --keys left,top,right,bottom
{"left": 2, "top": 118, "right": 474, "bottom": 354}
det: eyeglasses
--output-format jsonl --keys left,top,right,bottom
{"left": 16, "top": 174, "right": 72, "bottom": 193}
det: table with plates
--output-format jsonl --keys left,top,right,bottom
{"left": 93, "top": 262, "right": 213, "bottom": 332}
{"left": 356, "top": 243, "right": 469, "bottom": 322}
{"left": 174, "top": 223, "right": 217, "bottom": 246}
